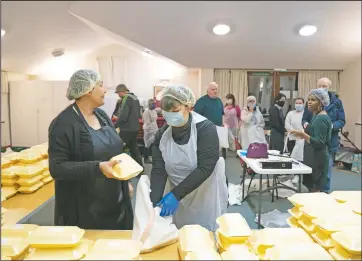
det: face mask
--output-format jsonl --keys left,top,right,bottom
{"left": 277, "top": 101, "right": 285, "bottom": 107}
{"left": 162, "top": 111, "right": 185, "bottom": 127}
{"left": 295, "top": 104, "right": 304, "bottom": 112}
{"left": 149, "top": 104, "right": 156, "bottom": 110}
{"left": 226, "top": 99, "right": 233, "bottom": 105}
{"left": 248, "top": 102, "right": 256, "bottom": 108}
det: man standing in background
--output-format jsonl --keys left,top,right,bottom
{"left": 194, "top": 82, "right": 224, "bottom": 126}
{"left": 194, "top": 82, "right": 226, "bottom": 158}
{"left": 302, "top": 77, "right": 346, "bottom": 193}
{"left": 113, "top": 84, "right": 143, "bottom": 168}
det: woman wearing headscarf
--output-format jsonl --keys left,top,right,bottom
{"left": 142, "top": 98, "right": 159, "bottom": 164}
{"left": 48, "top": 69, "right": 133, "bottom": 230}
{"left": 291, "top": 89, "right": 332, "bottom": 192}
{"left": 150, "top": 84, "right": 228, "bottom": 231}
{"left": 240, "top": 95, "right": 267, "bottom": 149}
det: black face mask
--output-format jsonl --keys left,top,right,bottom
{"left": 277, "top": 101, "right": 285, "bottom": 107}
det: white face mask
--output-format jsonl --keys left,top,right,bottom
{"left": 226, "top": 99, "right": 233, "bottom": 105}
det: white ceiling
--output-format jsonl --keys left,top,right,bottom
{"left": 1, "top": 1, "right": 361, "bottom": 74}
{"left": 69, "top": 1, "right": 362, "bottom": 69}
{"left": 1, "top": 1, "right": 114, "bottom": 74}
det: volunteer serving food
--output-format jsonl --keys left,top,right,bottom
{"left": 48, "top": 69, "right": 133, "bottom": 230}
{"left": 150, "top": 84, "right": 228, "bottom": 231}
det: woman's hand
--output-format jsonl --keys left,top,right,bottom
{"left": 290, "top": 130, "right": 306, "bottom": 139}
{"left": 99, "top": 160, "right": 119, "bottom": 179}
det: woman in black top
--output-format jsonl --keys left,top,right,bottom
{"left": 48, "top": 69, "right": 133, "bottom": 230}
{"left": 269, "top": 93, "right": 287, "bottom": 152}
{"left": 150, "top": 84, "right": 228, "bottom": 231}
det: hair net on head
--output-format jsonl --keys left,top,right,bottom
{"left": 66, "top": 69, "right": 101, "bottom": 100}
{"left": 309, "top": 88, "right": 330, "bottom": 107}
{"left": 157, "top": 84, "right": 196, "bottom": 107}
{"left": 247, "top": 95, "right": 256, "bottom": 102}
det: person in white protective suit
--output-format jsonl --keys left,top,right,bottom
{"left": 284, "top": 97, "right": 305, "bottom": 161}
{"left": 239, "top": 95, "right": 267, "bottom": 149}
{"left": 149, "top": 84, "right": 228, "bottom": 231}
{"left": 142, "top": 99, "right": 159, "bottom": 164}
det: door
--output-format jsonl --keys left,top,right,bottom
{"left": 275, "top": 72, "right": 299, "bottom": 117}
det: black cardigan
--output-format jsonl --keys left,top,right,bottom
{"left": 48, "top": 103, "right": 118, "bottom": 226}
{"left": 150, "top": 114, "right": 220, "bottom": 205}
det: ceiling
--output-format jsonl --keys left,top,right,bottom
{"left": 1, "top": 1, "right": 361, "bottom": 74}
{"left": 0, "top": 1, "right": 114, "bottom": 74}
{"left": 68, "top": 1, "right": 362, "bottom": 70}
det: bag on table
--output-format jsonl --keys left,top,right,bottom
{"left": 132, "top": 175, "right": 179, "bottom": 253}
{"left": 246, "top": 143, "right": 268, "bottom": 159}
{"left": 216, "top": 126, "right": 229, "bottom": 149}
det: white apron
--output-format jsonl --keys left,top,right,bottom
{"left": 159, "top": 112, "right": 228, "bottom": 231}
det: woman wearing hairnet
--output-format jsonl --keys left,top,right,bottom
{"left": 142, "top": 99, "right": 159, "bottom": 163}
{"left": 239, "top": 95, "right": 267, "bottom": 149}
{"left": 48, "top": 69, "right": 133, "bottom": 229}
{"left": 291, "top": 89, "right": 332, "bottom": 192}
{"left": 150, "top": 84, "right": 228, "bottom": 231}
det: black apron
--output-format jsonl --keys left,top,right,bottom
{"left": 302, "top": 115, "right": 328, "bottom": 192}
{"left": 75, "top": 105, "right": 133, "bottom": 230}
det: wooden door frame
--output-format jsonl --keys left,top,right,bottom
{"left": 274, "top": 72, "right": 298, "bottom": 94}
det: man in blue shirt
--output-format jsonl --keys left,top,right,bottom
{"left": 194, "top": 82, "right": 224, "bottom": 126}
{"left": 302, "top": 77, "right": 346, "bottom": 193}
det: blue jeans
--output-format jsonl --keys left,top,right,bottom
{"left": 323, "top": 153, "right": 334, "bottom": 192}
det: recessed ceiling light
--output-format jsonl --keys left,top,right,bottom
{"left": 213, "top": 24, "right": 230, "bottom": 35}
{"left": 1, "top": 29, "right": 6, "bottom": 37}
{"left": 299, "top": 25, "right": 317, "bottom": 36}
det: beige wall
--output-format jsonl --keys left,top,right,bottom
{"left": 84, "top": 44, "right": 188, "bottom": 101}
{"left": 200, "top": 68, "right": 214, "bottom": 96}
{"left": 187, "top": 69, "right": 200, "bottom": 99}
{"left": 339, "top": 56, "right": 361, "bottom": 149}
{"left": 1, "top": 71, "right": 34, "bottom": 147}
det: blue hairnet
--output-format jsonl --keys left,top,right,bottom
{"left": 309, "top": 88, "right": 330, "bottom": 107}
{"left": 157, "top": 84, "right": 196, "bottom": 107}
{"left": 66, "top": 69, "right": 101, "bottom": 100}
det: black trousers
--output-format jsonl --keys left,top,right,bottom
{"left": 119, "top": 131, "right": 143, "bottom": 167}
{"left": 287, "top": 140, "right": 296, "bottom": 153}
{"left": 144, "top": 146, "right": 152, "bottom": 160}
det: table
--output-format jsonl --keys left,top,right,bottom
{"left": 1, "top": 182, "right": 54, "bottom": 225}
{"left": 84, "top": 230, "right": 179, "bottom": 260}
{"left": 237, "top": 150, "right": 312, "bottom": 228}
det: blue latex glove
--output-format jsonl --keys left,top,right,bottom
{"left": 156, "top": 192, "right": 179, "bottom": 217}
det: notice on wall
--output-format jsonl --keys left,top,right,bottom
{"left": 280, "top": 91, "right": 291, "bottom": 99}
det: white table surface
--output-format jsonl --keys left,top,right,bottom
{"left": 237, "top": 150, "right": 312, "bottom": 175}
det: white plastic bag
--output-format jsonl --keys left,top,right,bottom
{"left": 283, "top": 133, "right": 304, "bottom": 161}
{"left": 132, "top": 175, "right": 179, "bottom": 253}
{"left": 216, "top": 126, "right": 229, "bottom": 149}
{"left": 291, "top": 139, "right": 304, "bottom": 162}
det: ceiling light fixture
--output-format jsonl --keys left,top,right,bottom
{"left": 213, "top": 24, "right": 230, "bottom": 36}
{"left": 1, "top": 29, "right": 6, "bottom": 37}
{"left": 299, "top": 25, "right": 317, "bottom": 36}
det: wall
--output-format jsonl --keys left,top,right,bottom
{"left": 84, "top": 44, "right": 188, "bottom": 102}
{"left": 187, "top": 69, "right": 201, "bottom": 99}
{"left": 200, "top": 68, "right": 214, "bottom": 96}
{"left": 1, "top": 71, "right": 34, "bottom": 147}
{"left": 339, "top": 56, "right": 361, "bottom": 149}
